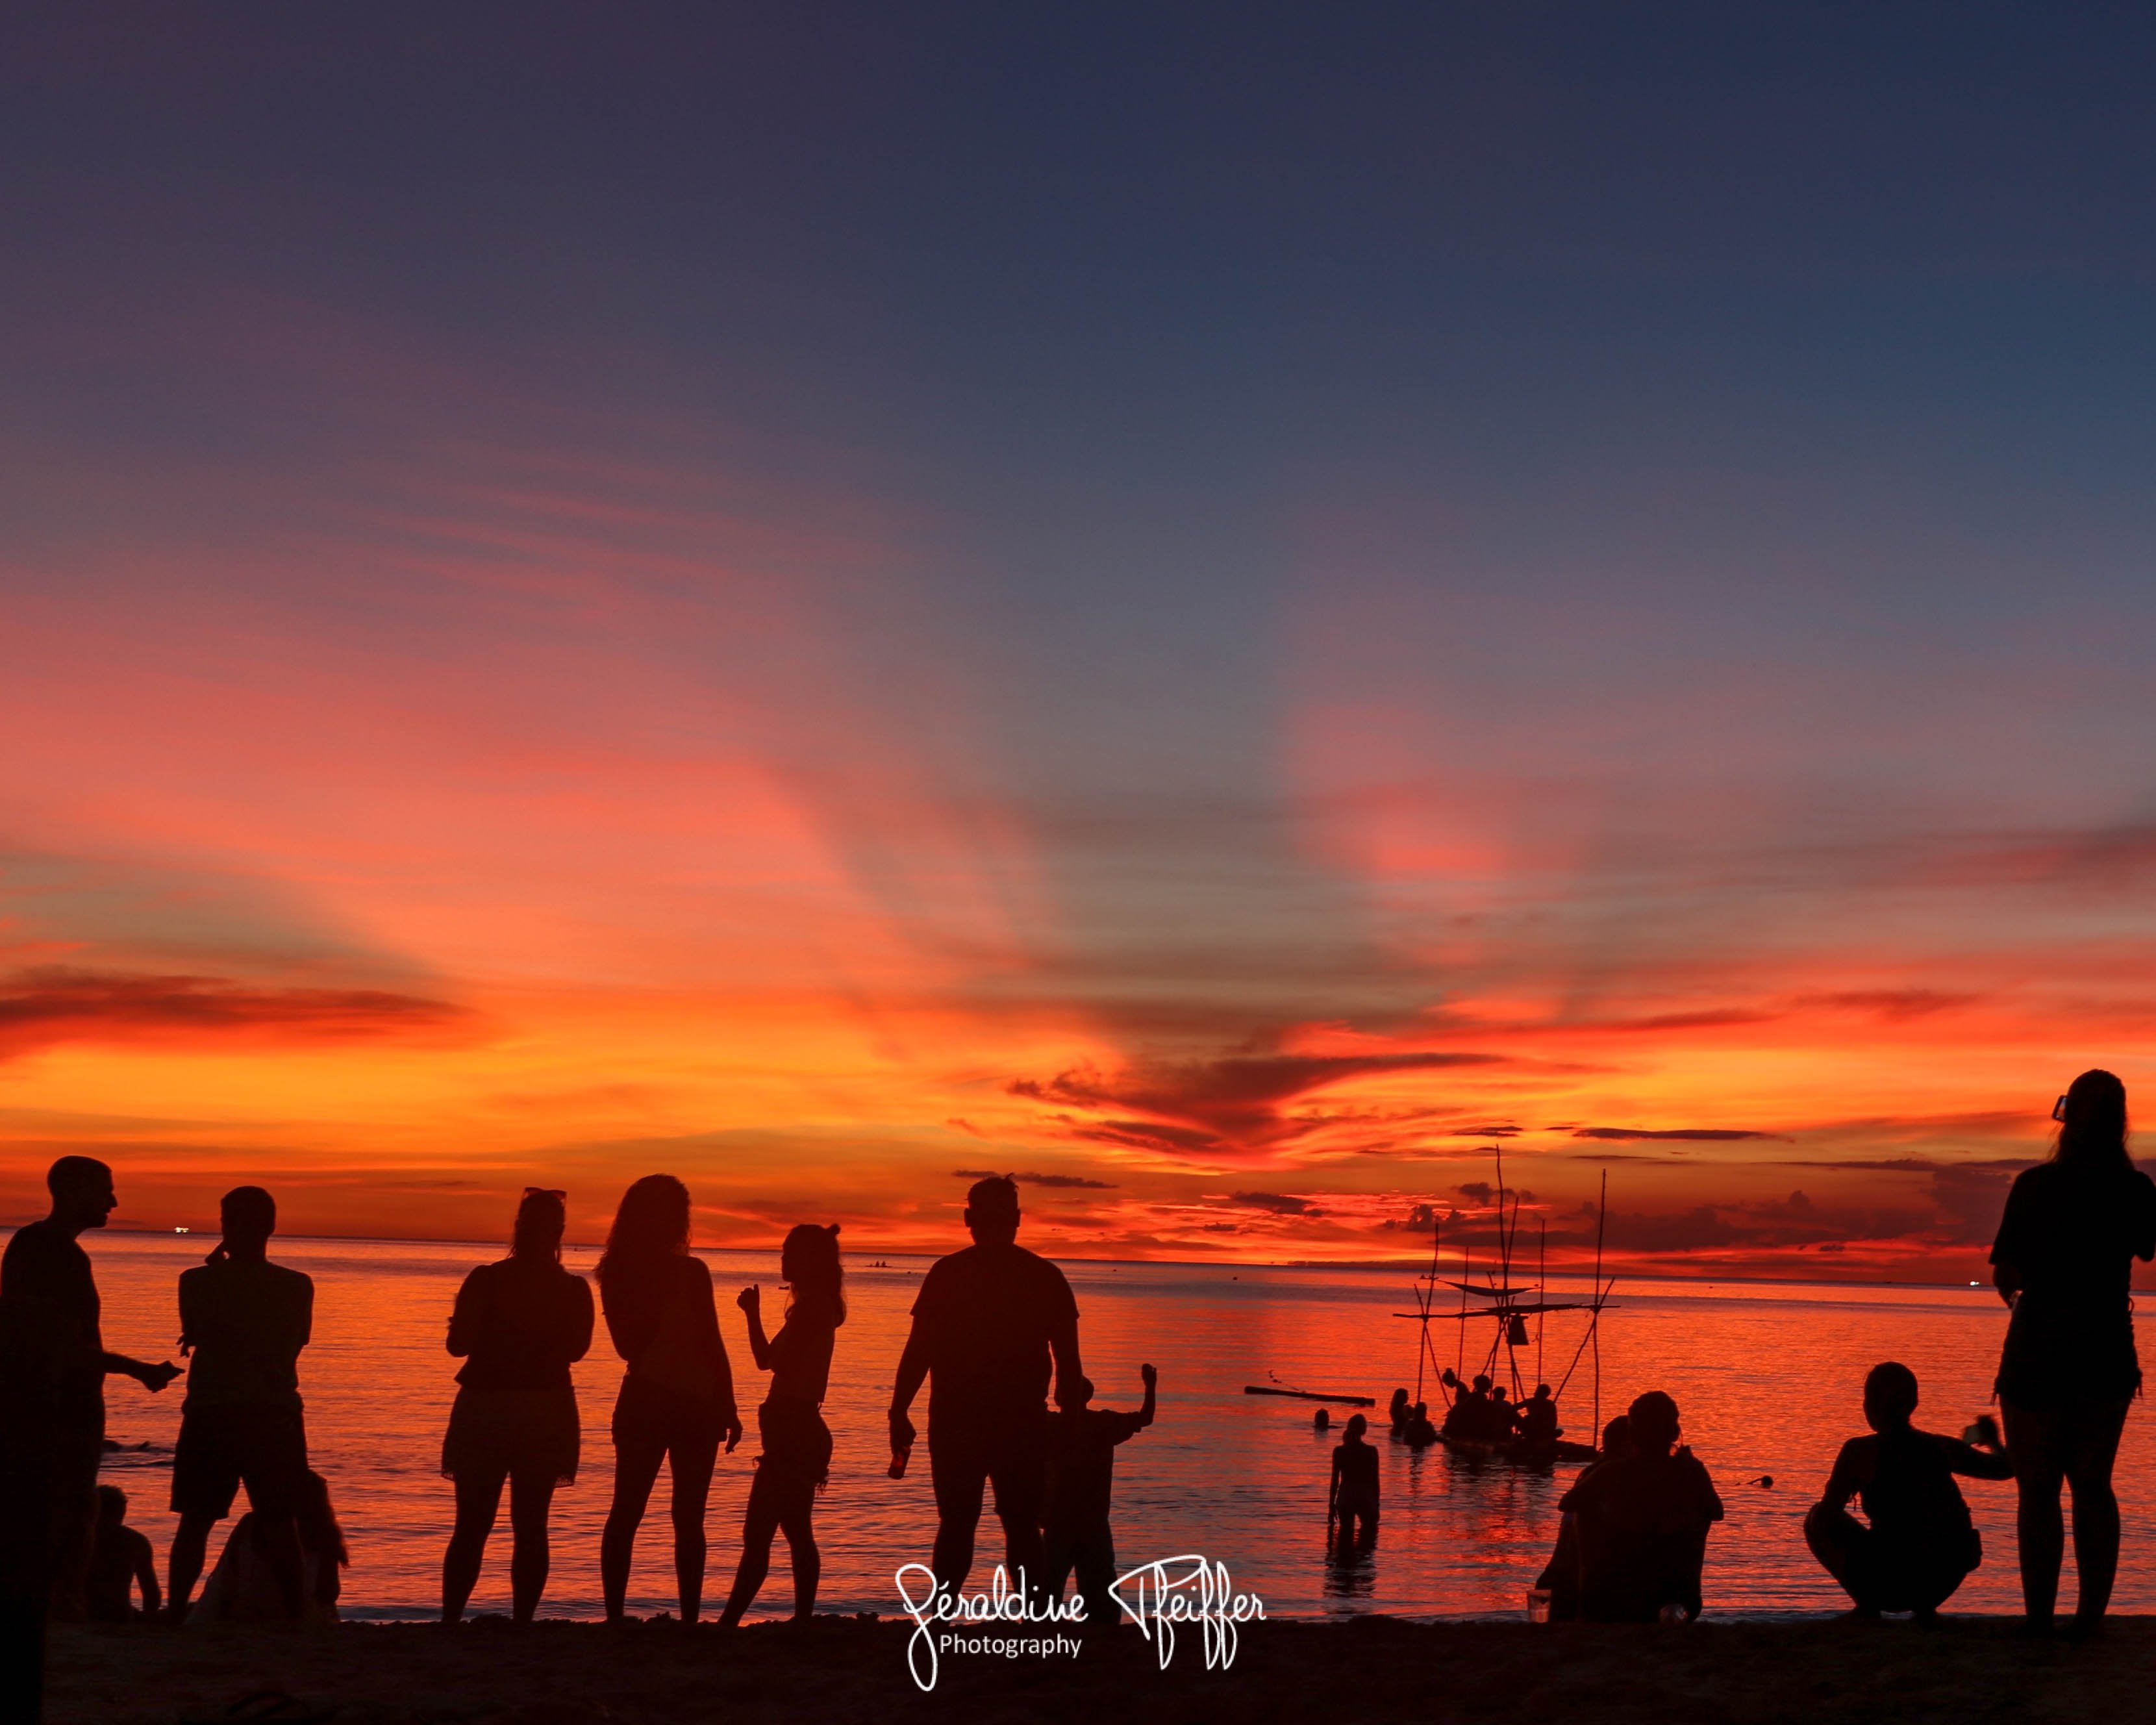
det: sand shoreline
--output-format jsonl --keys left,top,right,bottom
{"left": 47, "top": 1614, "right": 2156, "bottom": 1724}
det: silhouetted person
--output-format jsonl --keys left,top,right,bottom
{"left": 85, "top": 1487, "right": 158, "bottom": 1623}
{"left": 164, "top": 1186, "right": 313, "bottom": 1623}
{"left": 188, "top": 1469, "right": 346, "bottom": 1626}
{"left": 888, "top": 1176, "right": 1081, "bottom": 1602}
{"left": 597, "top": 1175, "right": 740, "bottom": 1623}
{"left": 441, "top": 1187, "right": 594, "bottom": 1624}
{"left": 1403, "top": 1400, "right": 1437, "bottom": 1448}
{"left": 1990, "top": 1069, "right": 2156, "bottom": 1635}
{"left": 719, "top": 1224, "right": 846, "bottom": 1628}
{"left": 1804, "top": 1362, "right": 2010, "bottom": 1621}
{"left": 0, "top": 1153, "right": 177, "bottom": 1719}
{"left": 1387, "top": 1389, "right": 1410, "bottom": 1435}
{"left": 1564, "top": 1391, "right": 1723, "bottom": 1622}
{"left": 1516, "top": 1385, "right": 1561, "bottom": 1450}
{"left": 1535, "top": 1416, "right": 1632, "bottom": 1621}
{"left": 1329, "top": 1412, "right": 1379, "bottom": 1548}
{"left": 1044, "top": 1364, "right": 1155, "bottom": 1628}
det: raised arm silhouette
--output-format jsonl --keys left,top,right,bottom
{"left": 596, "top": 1175, "right": 740, "bottom": 1623}
{"left": 1990, "top": 1069, "right": 2156, "bottom": 1635}
{"left": 440, "top": 1187, "right": 594, "bottom": 1624}
{"left": 888, "top": 1176, "right": 1081, "bottom": 1604}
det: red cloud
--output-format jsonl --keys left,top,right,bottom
{"left": 0, "top": 966, "right": 472, "bottom": 1059}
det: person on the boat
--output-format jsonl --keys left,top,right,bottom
{"left": 1387, "top": 1389, "right": 1410, "bottom": 1437}
{"left": 1803, "top": 1361, "right": 2011, "bottom": 1622}
{"left": 1329, "top": 1413, "right": 1379, "bottom": 1548}
{"left": 1533, "top": 1415, "right": 1631, "bottom": 1620}
{"left": 1516, "top": 1385, "right": 1561, "bottom": 1450}
{"left": 1562, "top": 1391, "right": 1723, "bottom": 1622}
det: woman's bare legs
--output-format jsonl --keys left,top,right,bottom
{"left": 2004, "top": 1398, "right": 2129, "bottom": 1628}
{"left": 507, "top": 1470, "right": 559, "bottom": 1623}
{"left": 601, "top": 1429, "right": 666, "bottom": 1622}
{"left": 666, "top": 1436, "right": 718, "bottom": 1622}
{"left": 442, "top": 1470, "right": 508, "bottom": 1624}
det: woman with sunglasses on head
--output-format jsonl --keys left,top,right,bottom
{"left": 440, "top": 1187, "right": 594, "bottom": 1624}
{"left": 1991, "top": 1071, "right": 2156, "bottom": 1635}
{"left": 597, "top": 1175, "right": 741, "bottom": 1623}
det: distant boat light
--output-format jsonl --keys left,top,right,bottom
{"left": 175, "top": 1226, "right": 189, "bottom": 1234}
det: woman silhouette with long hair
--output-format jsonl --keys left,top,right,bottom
{"left": 440, "top": 1187, "right": 593, "bottom": 1624}
{"left": 1991, "top": 1070, "right": 2156, "bottom": 1633}
{"left": 596, "top": 1175, "right": 740, "bottom": 1622}
{"left": 718, "top": 1224, "right": 844, "bottom": 1626}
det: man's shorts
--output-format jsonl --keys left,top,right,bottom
{"left": 170, "top": 1402, "right": 308, "bottom": 1520}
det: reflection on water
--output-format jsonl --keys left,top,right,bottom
{"left": 59, "top": 1232, "right": 2156, "bottom": 1621}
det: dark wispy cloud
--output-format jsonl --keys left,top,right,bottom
{"left": 952, "top": 1167, "right": 1117, "bottom": 1189}
{"left": 1009, "top": 1050, "right": 1504, "bottom": 1157}
{"left": 1572, "top": 1126, "right": 1783, "bottom": 1142}
{"left": 0, "top": 966, "right": 471, "bottom": 1059}
{"left": 1227, "top": 1190, "right": 1325, "bottom": 1217}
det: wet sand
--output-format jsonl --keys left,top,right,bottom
{"left": 46, "top": 1615, "right": 2156, "bottom": 1725}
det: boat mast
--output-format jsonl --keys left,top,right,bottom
{"left": 1592, "top": 1167, "right": 1607, "bottom": 1442}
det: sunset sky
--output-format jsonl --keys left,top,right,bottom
{"left": 5, "top": 5, "right": 2155, "bottom": 1278}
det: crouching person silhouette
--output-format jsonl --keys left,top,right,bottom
{"left": 1804, "top": 1361, "right": 2011, "bottom": 1621}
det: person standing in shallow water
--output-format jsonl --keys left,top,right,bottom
{"left": 1990, "top": 1069, "right": 2156, "bottom": 1635}
{"left": 888, "top": 1176, "right": 1082, "bottom": 1602}
{"left": 718, "top": 1224, "right": 844, "bottom": 1627}
{"left": 597, "top": 1175, "right": 740, "bottom": 1624}
{"left": 440, "top": 1187, "right": 594, "bottom": 1624}
{"left": 1327, "top": 1411, "right": 1378, "bottom": 1550}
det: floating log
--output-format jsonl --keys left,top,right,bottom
{"left": 1243, "top": 1385, "right": 1376, "bottom": 1407}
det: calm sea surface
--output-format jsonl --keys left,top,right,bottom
{"left": 60, "top": 1232, "right": 2156, "bottom": 1622}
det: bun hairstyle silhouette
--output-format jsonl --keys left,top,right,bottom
{"left": 781, "top": 1222, "right": 845, "bottom": 1326}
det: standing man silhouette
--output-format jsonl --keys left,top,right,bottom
{"left": 163, "top": 1186, "right": 315, "bottom": 1622}
{"left": 889, "top": 1176, "right": 1081, "bottom": 1602}
{"left": 0, "top": 1157, "right": 178, "bottom": 1722}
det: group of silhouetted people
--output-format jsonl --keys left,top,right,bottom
{"left": 4, "top": 1066, "right": 2152, "bottom": 1708}
{"left": 0, "top": 1161, "right": 1159, "bottom": 1724}
{"left": 1514, "top": 1068, "right": 2153, "bottom": 1629}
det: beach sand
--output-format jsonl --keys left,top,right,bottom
{"left": 45, "top": 1615, "right": 2156, "bottom": 1725}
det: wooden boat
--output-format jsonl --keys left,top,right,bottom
{"left": 1394, "top": 1151, "right": 1618, "bottom": 1470}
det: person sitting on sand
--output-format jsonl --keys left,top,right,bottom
{"left": 1564, "top": 1392, "right": 1724, "bottom": 1622}
{"left": 1042, "top": 1364, "right": 1156, "bottom": 1628}
{"left": 1533, "top": 1416, "right": 1629, "bottom": 1621}
{"left": 85, "top": 1486, "right": 158, "bottom": 1622}
{"left": 719, "top": 1224, "right": 847, "bottom": 1628}
{"left": 1516, "top": 1385, "right": 1561, "bottom": 1450}
{"left": 188, "top": 1470, "right": 346, "bottom": 1626}
{"left": 1804, "top": 1361, "right": 2011, "bottom": 1621}
{"left": 1329, "top": 1413, "right": 1379, "bottom": 1548}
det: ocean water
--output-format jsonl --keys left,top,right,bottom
{"left": 65, "top": 1232, "right": 2156, "bottom": 1622}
